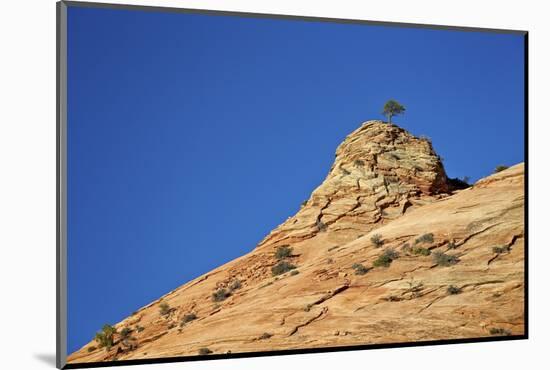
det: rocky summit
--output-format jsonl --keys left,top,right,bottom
{"left": 68, "top": 120, "right": 525, "bottom": 364}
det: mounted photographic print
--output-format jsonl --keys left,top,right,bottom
{"left": 57, "top": 1, "right": 528, "bottom": 368}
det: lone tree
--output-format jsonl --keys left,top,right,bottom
{"left": 382, "top": 99, "right": 406, "bottom": 123}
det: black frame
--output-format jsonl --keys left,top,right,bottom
{"left": 56, "top": 1, "right": 529, "bottom": 368}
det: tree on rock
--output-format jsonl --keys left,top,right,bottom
{"left": 382, "top": 100, "right": 406, "bottom": 123}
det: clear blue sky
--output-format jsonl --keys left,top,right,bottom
{"left": 67, "top": 5, "right": 524, "bottom": 353}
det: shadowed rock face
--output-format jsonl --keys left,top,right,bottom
{"left": 68, "top": 121, "right": 525, "bottom": 364}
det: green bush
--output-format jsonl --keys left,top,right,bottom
{"left": 494, "top": 165, "right": 509, "bottom": 173}
{"left": 373, "top": 249, "right": 398, "bottom": 267}
{"left": 447, "top": 285, "right": 461, "bottom": 295}
{"left": 229, "top": 279, "right": 242, "bottom": 291}
{"left": 370, "top": 234, "right": 384, "bottom": 248}
{"left": 121, "top": 337, "right": 138, "bottom": 351}
{"left": 159, "top": 302, "right": 171, "bottom": 316}
{"left": 412, "top": 247, "right": 431, "bottom": 256}
{"left": 354, "top": 159, "right": 365, "bottom": 167}
{"left": 492, "top": 245, "right": 510, "bottom": 254}
{"left": 198, "top": 347, "right": 213, "bottom": 355}
{"left": 433, "top": 251, "right": 459, "bottom": 266}
{"left": 94, "top": 324, "right": 117, "bottom": 350}
{"left": 135, "top": 325, "right": 145, "bottom": 333}
{"left": 290, "top": 270, "right": 300, "bottom": 276}
{"left": 275, "top": 245, "right": 293, "bottom": 260}
{"left": 447, "top": 241, "right": 458, "bottom": 249}
{"left": 87, "top": 346, "right": 97, "bottom": 353}
{"left": 120, "top": 327, "right": 132, "bottom": 339}
{"left": 489, "top": 327, "right": 512, "bottom": 336}
{"left": 352, "top": 263, "right": 370, "bottom": 275}
{"left": 385, "top": 295, "right": 402, "bottom": 302}
{"left": 212, "top": 288, "right": 231, "bottom": 302}
{"left": 415, "top": 233, "right": 434, "bottom": 244}
{"left": 259, "top": 332, "right": 273, "bottom": 340}
{"left": 180, "top": 313, "right": 197, "bottom": 326}
{"left": 271, "top": 261, "right": 296, "bottom": 276}
{"left": 316, "top": 219, "right": 327, "bottom": 232}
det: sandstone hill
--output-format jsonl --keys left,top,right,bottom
{"left": 68, "top": 120, "right": 525, "bottom": 364}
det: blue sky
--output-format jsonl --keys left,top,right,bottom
{"left": 67, "top": 6, "right": 524, "bottom": 353}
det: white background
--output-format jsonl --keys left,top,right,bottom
{"left": 0, "top": 0, "right": 546, "bottom": 369}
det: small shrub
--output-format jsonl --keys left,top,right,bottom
{"left": 259, "top": 332, "right": 273, "bottom": 340}
{"left": 373, "top": 249, "right": 398, "bottom": 267}
{"left": 271, "top": 261, "right": 297, "bottom": 276}
{"left": 492, "top": 245, "right": 510, "bottom": 254}
{"left": 447, "top": 285, "right": 461, "bottom": 295}
{"left": 489, "top": 328, "right": 512, "bottom": 336}
{"left": 341, "top": 167, "right": 351, "bottom": 175}
{"left": 316, "top": 219, "right": 327, "bottom": 232}
{"left": 135, "top": 325, "right": 145, "bottom": 333}
{"left": 301, "top": 200, "right": 308, "bottom": 207}
{"left": 370, "top": 234, "right": 384, "bottom": 248}
{"left": 494, "top": 165, "right": 509, "bottom": 173}
{"left": 447, "top": 240, "right": 458, "bottom": 249}
{"left": 275, "top": 245, "right": 293, "bottom": 260}
{"left": 159, "top": 302, "right": 171, "bottom": 316}
{"left": 198, "top": 347, "right": 213, "bottom": 355}
{"left": 229, "top": 279, "right": 242, "bottom": 291}
{"left": 412, "top": 247, "right": 431, "bottom": 256}
{"left": 415, "top": 233, "right": 434, "bottom": 244}
{"left": 94, "top": 324, "right": 116, "bottom": 350}
{"left": 87, "top": 346, "right": 97, "bottom": 353}
{"left": 290, "top": 270, "right": 300, "bottom": 276}
{"left": 354, "top": 159, "right": 365, "bottom": 167}
{"left": 385, "top": 295, "right": 402, "bottom": 302}
{"left": 433, "top": 251, "right": 459, "bottom": 267}
{"left": 352, "top": 263, "right": 370, "bottom": 275}
{"left": 121, "top": 337, "right": 138, "bottom": 350}
{"left": 180, "top": 313, "right": 197, "bottom": 326}
{"left": 374, "top": 255, "right": 392, "bottom": 267}
{"left": 406, "top": 280, "right": 424, "bottom": 297}
{"left": 120, "top": 327, "right": 132, "bottom": 339}
{"left": 212, "top": 288, "right": 231, "bottom": 302}
{"left": 304, "top": 304, "right": 313, "bottom": 312}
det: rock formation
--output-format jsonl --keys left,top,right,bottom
{"left": 68, "top": 120, "right": 525, "bottom": 364}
